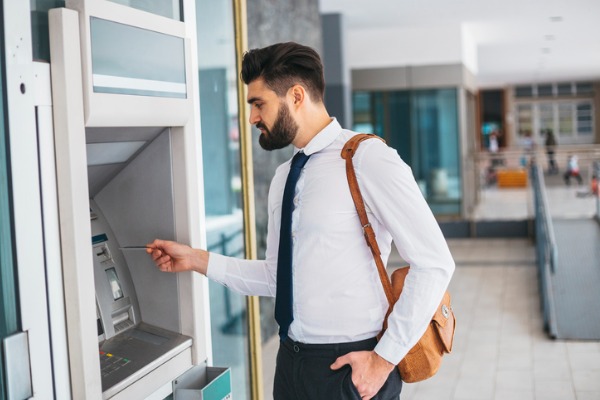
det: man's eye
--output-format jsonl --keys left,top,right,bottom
{"left": 254, "top": 103, "right": 263, "bottom": 110}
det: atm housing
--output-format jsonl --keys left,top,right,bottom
{"left": 87, "top": 127, "right": 190, "bottom": 396}
{"left": 49, "top": 5, "right": 209, "bottom": 398}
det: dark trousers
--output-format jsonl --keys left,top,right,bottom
{"left": 564, "top": 170, "right": 583, "bottom": 185}
{"left": 273, "top": 337, "right": 402, "bottom": 400}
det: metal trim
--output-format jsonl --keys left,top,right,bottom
{"left": 233, "top": 0, "right": 264, "bottom": 399}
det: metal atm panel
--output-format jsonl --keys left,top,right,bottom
{"left": 87, "top": 128, "right": 191, "bottom": 397}
{"left": 92, "top": 128, "right": 180, "bottom": 331}
{"left": 49, "top": 7, "right": 208, "bottom": 399}
{"left": 90, "top": 202, "right": 191, "bottom": 396}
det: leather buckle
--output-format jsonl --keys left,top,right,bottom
{"left": 442, "top": 304, "right": 450, "bottom": 319}
{"left": 362, "top": 223, "right": 372, "bottom": 235}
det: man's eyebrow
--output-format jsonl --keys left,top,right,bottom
{"left": 247, "top": 96, "right": 262, "bottom": 105}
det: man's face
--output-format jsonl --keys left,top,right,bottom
{"left": 247, "top": 78, "right": 299, "bottom": 150}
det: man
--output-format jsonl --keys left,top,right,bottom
{"left": 147, "top": 42, "right": 454, "bottom": 400}
{"left": 544, "top": 129, "right": 558, "bottom": 174}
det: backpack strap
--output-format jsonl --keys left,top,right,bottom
{"left": 341, "top": 134, "right": 396, "bottom": 317}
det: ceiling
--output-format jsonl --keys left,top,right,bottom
{"left": 319, "top": 0, "right": 600, "bottom": 87}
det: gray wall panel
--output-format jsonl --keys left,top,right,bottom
{"left": 352, "top": 64, "right": 474, "bottom": 91}
{"left": 352, "top": 67, "right": 409, "bottom": 91}
{"left": 410, "top": 64, "right": 464, "bottom": 88}
{"left": 324, "top": 84, "right": 348, "bottom": 126}
{"left": 246, "top": 0, "right": 322, "bottom": 52}
{"left": 322, "top": 13, "right": 350, "bottom": 127}
{"left": 322, "top": 14, "right": 344, "bottom": 85}
{"left": 246, "top": 0, "right": 323, "bottom": 341}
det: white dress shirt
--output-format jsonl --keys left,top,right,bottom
{"left": 207, "top": 118, "right": 455, "bottom": 364}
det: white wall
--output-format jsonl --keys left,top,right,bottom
{"left": 461, "top": 24, "right": 478, "bottom": 74}
{"left": 346, "top": 23, "right": 466, "bottom": 70}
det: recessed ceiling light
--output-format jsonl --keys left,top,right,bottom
{"left": 550, "top": 16, "right": 563, "bottom": 22}
{"left": 544, "top": 34, "right": 555, "bottom": 40}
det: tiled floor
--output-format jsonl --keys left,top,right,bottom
{"left": 259, "top": 167, "right": 600, "bottom": 399}
{"left": 401, "top": 239, "right": 600, "bottom": 400}
{"left": 473, "top": 188, "right": 532, "bottom": 220}
{"left": 472, "top": 185, "right": 597, "bottom": 221}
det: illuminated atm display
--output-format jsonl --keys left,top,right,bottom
{"left": 105, "top": 268, "right": 124, "bottom": 300}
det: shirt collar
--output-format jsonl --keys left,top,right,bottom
{"left": 295, "top": 118, "right": 342, "bottom": 156}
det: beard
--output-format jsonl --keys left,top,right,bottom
{"left": 257, "top": 102, "right": 299, "bottom": 151}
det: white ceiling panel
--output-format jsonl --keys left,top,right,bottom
{"left": 320, "top": 0, "right": 600, "bottom": 87}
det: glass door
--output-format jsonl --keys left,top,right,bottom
{"left": 196, "top": 0, "right": 251, "bottom": 398}
{"left": 0, "top": 5, "right": 20, "bottom": 395}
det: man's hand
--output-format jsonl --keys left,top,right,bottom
{"left": 330, "top": 350, "right": 395, "bottom": 399}
{"left": 146, "top": 239, "right": 209, "bottom": 275}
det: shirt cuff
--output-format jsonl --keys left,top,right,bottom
{"left": 374, "top": 333, "right": 410, "bottom": 366}
{"left": 206, "top": 252, "right": 227, "bottom": 284}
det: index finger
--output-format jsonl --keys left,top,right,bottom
{"left": 146, "top": 239, "right": 166, "bottom": 252}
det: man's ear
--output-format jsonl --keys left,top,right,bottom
{"left": 289, "top": 84, "right": 306, "bottom": 109}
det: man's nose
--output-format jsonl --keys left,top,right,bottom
{"left": 249, "top": 108, "right": 260, "bottom": 125}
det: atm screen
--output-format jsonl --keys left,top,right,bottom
{"left": 106, "top": 267, "right": 124, "bottom": 300}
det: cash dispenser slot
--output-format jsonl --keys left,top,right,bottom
{"left": 87, "top": 128, "right": 192, "bottom": 397}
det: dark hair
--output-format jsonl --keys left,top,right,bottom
{"left": 241, "top": 42, "right": 325, "bottom": 102}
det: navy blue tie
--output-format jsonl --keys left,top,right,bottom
{"left": 275, "top": 151, "right": 311, "bottom": 340}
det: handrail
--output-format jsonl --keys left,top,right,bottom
{"left": 207, "top": 228, "right": 245, "bottom": 258}
{"left": 530, "top": 163, "right": 559, "bottom": 338}
{"left": 534, "top": 164, "right": 559, "bottom": 273}
{"left": 594, "top": 161, "right": 600, "bottom": 221}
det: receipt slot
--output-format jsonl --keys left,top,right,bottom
{"left": 49, "top": 4, "right": 212, "bottom": 399}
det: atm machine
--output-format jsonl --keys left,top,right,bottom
{"left": 47, "top": 1, "right": 217, "bottom": 398}
{"left": 87, "top": 127, "right": 194, "bottom": 399}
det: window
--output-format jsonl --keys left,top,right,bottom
{"left": 515, "top": 85, "right": 534, "bottom": 98}
{"left": 557, "top": 83, "right": 573, "bottom": 96}
{"left": 352, "top": 92, "right": 374, "bottom": 133}
{"left": 31, "top": 0, "right": 66, "bottom": 61}
{"left": 195, "top": 0, "right": 250, "bottom": 398}
{"left": 514, "top": 81, "right": 594, "bottom": 99}
{"left": 0, "top": 20, "right": 19, "bottom": 399}
{"left": 575, "top": 82, "right": 594, "bottom": 94}
{"left": 557, "top": 103, "right": 574, "bottom": 136}
{"left": 352, "top": 89, "right": 461, "bottom": 215}
{"left": 539, "top": 103, "right": 554, "bottom": 132}
{"left": 537, "top": 84, "right": 553, "bottom": 97}
{"left": 576, "top": 102, "right": 593, "bottom": 135}
{"left": 516, "top": 104, "right": 533, "bottom": 137}
{"left": 516, "top": 99, "right": 594, "bottom": 145}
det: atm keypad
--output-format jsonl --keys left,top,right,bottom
{"left": 99, "top": 351, "right": 131, "bottom": 378}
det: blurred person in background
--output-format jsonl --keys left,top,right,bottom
{"left": 544, "top": 129, "right": 558, "bottom": 174}
{"left": 564, "top": 154, "right": 583, "bottom": 185}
